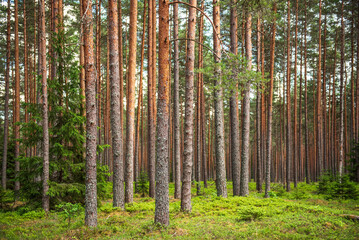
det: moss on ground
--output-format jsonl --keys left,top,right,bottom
{"left": 0, "top": 182, "right": 358, "bottom": 239}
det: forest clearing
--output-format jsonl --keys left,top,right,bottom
{"left": 0, "top": 0, "right": 359, "bottom": 238}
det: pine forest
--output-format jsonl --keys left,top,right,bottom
{"left": 0, "top": 0, "right": 359, "bottom": 238}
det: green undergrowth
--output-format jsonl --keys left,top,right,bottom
{"left": 0, "top": 182, "right": 358, "bottom": 239}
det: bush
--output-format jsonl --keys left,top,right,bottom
{"left": 318, "top": 173, "right": 358, "bottom": 200}
{"left": 137, "top": 171, "right": 149, "bottom": 197}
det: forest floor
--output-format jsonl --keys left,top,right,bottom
{"left": 0, "top": 182, "right": 358, "bottom": 239}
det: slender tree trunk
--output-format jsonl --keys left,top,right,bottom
{"left": 350, "top": 16, "right": 354, "bottom": 146}
{"left": 173, "top": 2, "right": 181, "bottom": 199}
{"left": 196, "top": 0, "right": 204, "bottom": 196}
{"left": 240, "top": 11, "right": 252, "bottom": 197}
{"left": 316, "top": 0, "right": 323, "bottom": 178}
{"left": 181, "top": 0, "right": 197, "bottom": 211}
{"left": 293, "top": 0, "right": 298, "bottom": 188}
{"left": 2, "top": 0, "right": 11, "bottom": 190}
{"left": 339, "top": 0, "right": 345, "bottom": 177}
{"left": 299, "top": 35, "right": 303, "bottom": 182}
{"left": 201, "top": 87, "right": 207, "bottom": 188}
{"left": 155, "top": 0, "right": 170, "bottom": 226}
{"left": 39, "top": 0, "right": 49, "bottom": 212}
{"left": 323, "top": 15, "right": 327, "bottom": 171}
{"left": 124, "top": 0, "right": 138, "bottom": 204}
{"left": 96, "top": 0, "right": 102, "bottom": 162}
{"left": 265, "top": 3, "right": 276, "bottom": 198}
{"left": 135, "top": 0, "right": 147, "bottom": 193}
{"left": 230, "top": 0, "right": 240, "bottom": 196}
{"left": 304, "top": 2, "right": 310, "bottom": 183}
{"left": 147, "top": 0, "right": 156, "bottom": 198}
{"left": 286, "top": 0, "right": 292, "bottom": 192}
{"left": 109, "top": 0, "right": 124, "bottom": 209}
{"left": 24, "top": 0, "right": 29, "bottom": 158}
{"left": 357, "top": 4, "right": 359, "bottom": 144}
{"left": 256, "top": 17, "right": 262, "bottom": 193}
{"left": 83, "top": 0, "right": 98, "bottom": 227}
{"left": 213, "top": 0, "right": 227, "bottom": 198}
{"left": 14, "top": 0, "right": 20, "bottom": 192}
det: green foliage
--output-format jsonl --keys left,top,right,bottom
{"left": 56, "top": 202, "right": 83, "bottom": 227}
{"left": 137, "top": 171, "right": 149, "bottom": 197}
{"left": 0, "top": 188, "right": 14, "bottom": 210}
{"left": 318, "top": 173, "right": 359, "bottom": 200}
{"left": 347, "top": 140, "right": 359, "bottom": 181}
{"left": 1, "top": 182, "right": 359, "bottom": 239}
{"left": 16, "top": 24, "right": 111, "bottom": 208}
{"left": 197, "top": 53, "right": 268, "bottom": 100}
{"left": 237, "top": 206, "right": 266, "bottom": 221}
{"left": 271, "top": 183, "right": 286, "bottom": 197}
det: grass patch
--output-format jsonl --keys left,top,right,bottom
{"left": 0, "top": 182, "right": 358, "bottom": 239}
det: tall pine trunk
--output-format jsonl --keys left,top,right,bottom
{"left": 265, "top": 3, "right": 276, "bottom": 198}
{"left": 181, "top": 0, "right": 197, "bottom": 211}
{"left": 109, "top": 0, "right": 125, "bottom": 209}
{"left": 2, "top": 0, "right": 11, "bottom": 190}
{"left": 173, "top": 2, "right": 181, "bottom": 199}
{"left": 230, "top": 0, "right": 241, "bottom": 196}
{"left": 286, "top": 0, "right": 292, "bottom": 192}
{"left": 240, "top": 11, "right": 252, "bottom": 197}
{"left": 125, "top": 0, "right": 138, "bottom": 204}
{"left": 155, "top": 0, "right": 170, "bottom": 226}
{"left": 213, "top": 0, "right": 227, "bottom": 198}
{"left": 83, "top": 0, "right": 98, "bottom": 226}
{"left": 339, "top": 0, "right": 345, "bottom": 177}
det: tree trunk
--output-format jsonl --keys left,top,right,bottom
{"left": 109, "top": 0, "right": 124, "bottom": 209}
{"left": 39, "top": 0, "right": 49, "bottom": 212}
{"left": 135, "top": 0, "right": 147, "bottom": 194}
{"left": 124, "top": 0, "right": 138, "bottom": 204}
{"left": 155, "top": 0, "right": 170, "bottom": 226}
{"left": 196, "top": 0, "right": 204, "bottom": 196}
{"left": 147, "top": 0, "right": 156, "bottom": 198}
{"left": 339, "top": 0, "right": 344, "bottom": 177}
{"left": 316, "top": 0, "right": 323, "bottom": 177}
{"left": 265, "top": 3, "right": 276, "bottom": 198}
{"left": 181, "top": 0, "right": 197, "bottom": 211}
{"left": 96, "top": 0, "right": 102, "bottom": 162}
{"left": 256, "top": 17, "right": 262, "bottom": 193}
{"left": 293, "top": 0, "right": 298, "bottom": 188}
{"left": 83, "top": 0, "right": 98, "bottom": 227}
{"left": 304, "top": 2, "right": 310, "bottom": 183}
{"left": 173, "top": 2, "right": 181, "bottom": 199}
{"left": 14, "top": 0, "right": 20, "bottom": 192}
{"left": 240, "top": 11, "right": 252, "bottom": 197}
{"left": 24, "top": 0, "right": 29, "bottom": 158}
{"left": 2, "top": 0, "right": 11, "bottom": 190}
{"left": 286, "top": 0, "right": 292, "bottom": 192}
{"left": 230, "top": 0, "right": 240, "bottom": 196}
{"left": 213, "top": 0, "right": 227, "bottom": 198}
{"left": 323, "top": 15, "right": 327, "bottom": 171}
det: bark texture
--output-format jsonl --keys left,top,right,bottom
{"left": 230, "top": 0, "right": 241, "bottom": 196}
{"left": 173, "top": 2, "right": 181, "bottom": 199}
{"left": 39, "top": 0, "right": 50, "bottom": 212}
{"left": 240, "top": 12, "right": 252, "bottom": 197}
{"left": 2, "top": 0, "right": 11, "bottom": 190}
{"left": 265, "top": 3, "right": 276, "bottom": 198}
{"left": 125, "top": 0, "right": 138, "bottom": 204}
{"left": 14, "top": 0, "right": 20, "bottom": 192}
{"left": 155, "top": 0, "right": 170, "bottom": 226}
{"left": 213, "top": 0, "right": 227, "bottom": 198}
{"left": 83, "top": 0, "right": 98, "bottom": 227}
{"left": 109, "top": 0, "right": 125, "bottom": 209}
{"left": 181, "top": 0, "right": 197, "bottom": 211}
{"left": 286, "top": 0, "right": 292, "bottom": 192}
